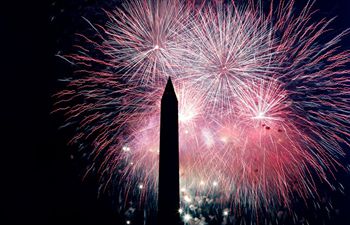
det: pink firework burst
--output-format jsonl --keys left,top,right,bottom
{"left": 101, "top": 0, "right": 191, "bottom": 84}
{"left": 54, "top": 0, "right": 350, "bottom": 220}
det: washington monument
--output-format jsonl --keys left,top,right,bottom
{"left": 158, "top": 78, "right": 182, "bottom": 225}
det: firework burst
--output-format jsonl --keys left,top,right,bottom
{"left": 101, "top": 0, "right": 191, "bottom": 84}
{"left": 55, "top": 0, "right": 350, "bottom": 223}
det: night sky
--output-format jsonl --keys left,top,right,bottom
{"left": 1, "top": 0, "right": 350, "bottom": 224}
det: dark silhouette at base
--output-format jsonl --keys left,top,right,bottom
{"left": 158, "top": 78, "right": 182, "bottom": 225}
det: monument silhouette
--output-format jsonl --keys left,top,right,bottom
{"left": 158, "top": 78, "right": 182, "bottom": 225}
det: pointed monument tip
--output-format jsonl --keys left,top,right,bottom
{"left": 163, "top": 77, "right": 177, "bottom": 99}
{"left": 166, "top": 77, "right": 174, "bottom": 89}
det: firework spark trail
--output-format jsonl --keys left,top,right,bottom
{"left": 179, "top": 2, "right": 281, "bottom": 114}
{"left": 54, "top": 0, "right": 350, "bottom": 221}
{"left": 101, "top": 0, "right": 192, "bottom": 84}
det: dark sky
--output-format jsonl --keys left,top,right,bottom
{"left": 1, "top": 0, "right": 350, "bottom": 224}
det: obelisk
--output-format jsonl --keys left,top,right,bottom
{"left": 158, "top": 77, "right": 182, "bottom": 225}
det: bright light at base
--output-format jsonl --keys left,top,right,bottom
{"left": 183, "top": 214, "right": 192, "bottom": 222}
{"left": 184, "top": 195, "right": 192, "bottom": 203}
{"left": 223, "top": 210, "right": 229, "bottom": 216}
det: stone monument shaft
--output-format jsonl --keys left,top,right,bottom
{"left": 158, "top": 78, "right": 182, "bottom": 225}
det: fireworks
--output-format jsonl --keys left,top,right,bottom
{"left": 55, "top": 0, "right": 350, "bottom": 223}
{"left": 102, "top": 0, "right": 191, "bottom": 84}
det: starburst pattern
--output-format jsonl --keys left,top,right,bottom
{"left": 55, "top": 0, "right": 350, "bottom": 223}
